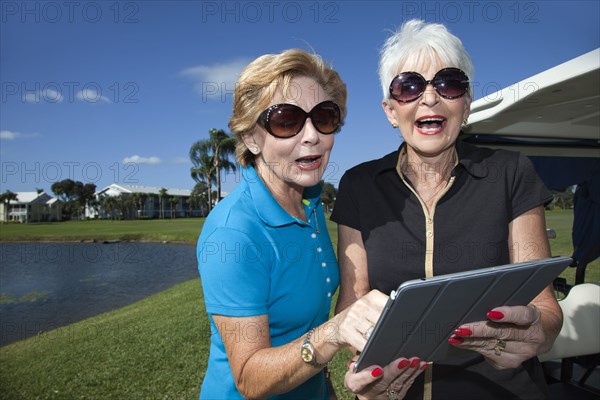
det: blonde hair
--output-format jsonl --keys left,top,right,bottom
{"left": 229, "top": 49, "right": 347, "bottom": 167}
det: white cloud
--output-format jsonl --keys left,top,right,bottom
{"left": 0, "top": 130, "right": 20, "bottom": 140}
{"left": 122, "top": 155, "right": 162, "bottom": 165}
{"left": 22, "top": 88, "right": 64, "bottom": 103}
{"left": 180, "top": 58, "right": 250, "bottom": 100}
{"left": 76, "top": 88, "right": 111, "bottom": 103}
{"left": 0, "top": 130, "right": 39, "bottom": 140}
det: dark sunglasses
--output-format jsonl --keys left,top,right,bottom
{"left": 389, "top": 67, "right": 469, "bottom": 103}
{"left": 258, "top": 100, "right": 341, "bottom": 138}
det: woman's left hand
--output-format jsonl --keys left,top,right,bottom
{"left": 344, "top": 356, "right": 427, "bottom": 399}
{"left": 448, "top": 304, "right": 546, "bottom": 369}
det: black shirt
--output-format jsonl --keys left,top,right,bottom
{"left": 332, "top": 140, "right": 553, "bottom": 399}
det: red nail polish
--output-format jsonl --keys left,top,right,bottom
{"left": 410, "top": 358, "right": 420, "bottom": 368}
{"left": 420, "top": 363, "right": 428, "bottom": 371}
{"left": 487, "top": 310, "right": 505, "bottom": 320}
{"left": 397, "top": 359, "right": 410, "bottom": 369}
{"left": 448, "top": 336, "right": 464, "bottom": 344}
{"left": 371, "top": 368, "right": 383, "bottom": 377}
{"left": 454, "top": 328, "right": 472, "bottom": 336}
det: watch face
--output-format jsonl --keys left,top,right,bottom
{"left": 301, "top": 346, "right": 313, "bottom": 363}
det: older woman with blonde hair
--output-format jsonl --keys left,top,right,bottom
{"left": 333, "top": 20, "right": 562, "bottom": 399}
{"left": 197, "top": 49, "right": 424, "bottom": 400}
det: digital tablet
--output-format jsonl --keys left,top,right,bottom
{"left": 354, "top": 256, "right": 572, "bottom": 371}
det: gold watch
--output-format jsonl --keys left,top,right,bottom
{"left": 301, "top": 328, "right": 327, "bottom": 368}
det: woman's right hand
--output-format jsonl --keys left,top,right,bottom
{"left": 331, "top": 290, "right": 426, "bottom": 399}
{"left": 329, "top": 289, "right": 388, "bottom": 351}
{"left": 345, "top": 356, "right": 427, "bottom": 400}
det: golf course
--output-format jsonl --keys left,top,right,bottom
{"left": 0, "top": 210, "right": 597, "bottom": 399}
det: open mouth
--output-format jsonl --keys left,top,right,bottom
{"left": 415, "top": 116, "right": 446, "bottom": 134}
{"left": 296, "top": 155, "right": 322, "bottom": 169}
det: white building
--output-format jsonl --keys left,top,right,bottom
{"left": 0, "top": 192, "right": 61, "bottom": 223}
{"left": 90, "top": 183, "right": 197, "bottom": 219}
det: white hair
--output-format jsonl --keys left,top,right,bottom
{"left": 379, "top": 19, "right": 474, "bottom": 102}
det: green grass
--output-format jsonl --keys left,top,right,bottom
{"left": 0, "top": 279, "right": 209, "bottom": 400}
{"left": 545, "top": 209, "right": 599, "bottom": 284}
{"left": 0, "top": 210, "right": 598, "bottom": 399}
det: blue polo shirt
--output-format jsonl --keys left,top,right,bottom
{"left": 197, "top": 165, "right": 339, "bottom": 400}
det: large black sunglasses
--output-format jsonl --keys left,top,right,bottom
{"left": 389, "top": 67, "right": 469, "bottom": 103}
{"left": 258, "top": 101, "right": 341, "bottom": 138}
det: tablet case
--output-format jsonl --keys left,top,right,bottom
{"left": 354, "top": 256, "right": 572, "bottom": 371}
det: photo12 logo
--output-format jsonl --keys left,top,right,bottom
{"left": 1, "top": 82, "right": 140, "bottom": 104}
{"left": 200, "top": 1, "right": 340, "bottom": 24}
{"left": 1, "top": 161, "right": 139, "bottom": 185}
{"left": 1, "top": 1, "right": 140, "bottom": 24}
{"left": 400, "top": 1, "right": 540, "bottom": 24}
{"left": 0, "top": 242, "right": 142, "bottom": 266}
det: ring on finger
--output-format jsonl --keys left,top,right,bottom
{"left": 362, "top": 325, "right": 375, "bottom": 340}
{"left": 386, "top": 389, "right": 400, "bottom": 400}
{"left": 494, "top": 339, "right": 507, "bottom": 356}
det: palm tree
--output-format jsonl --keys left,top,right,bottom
{"left": 118, "top": 195, "right": 133, "bottom": 220}
{"left": 130, "top": 192, "right": 148, "bottom": 219}
{"left": 190, "top": 149, "right": 216, "bottom": 212}
{"left": 169, "top": 197, "right": 178, "bottom": 219}
{"left": 0, "top": 190, "right": 18, "bottom": 222}
{"left": 130, "top": 193, "right": 140, "bottom": 219}
{"left": 158, "top": 188, "right": 167, "bottom": 219}
{"left": 190, "top": 128, "right": 237, "bottom": 209}
{"left": 189, "top": 181, "right": 209, "bottom": 217}
{"left": 208, "top": 129, "right": 237, "bottom": 204}
{"left": 100, "top": 195, "right": 119, "bottom": 220}
{"left": 137, "top": 193, "right": 148, "bottom": 218}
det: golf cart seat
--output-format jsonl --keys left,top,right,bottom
{"left": 539, "top": 282, "right": 600, "bottom": 397}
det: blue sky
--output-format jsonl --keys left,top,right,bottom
{"left": 1, "top": 0, "right": 599, "bottom": 196}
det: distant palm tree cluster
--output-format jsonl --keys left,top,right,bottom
{"left": 1, "top": 128, "right": 338, "bottom": 222}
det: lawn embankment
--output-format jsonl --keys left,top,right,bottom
{"left": 0, "top": 211, "right": 597, "bottom": 399}
{"left": 0, "top": 279, "right": 209, "bottom": 400}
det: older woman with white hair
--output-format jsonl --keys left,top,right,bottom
{"left": 333, "top": 20, "right": 561, "bottom": 399}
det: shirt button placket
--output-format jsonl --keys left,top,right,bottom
{"left": 312, "top": 228, "right": 330, "bottom": 299}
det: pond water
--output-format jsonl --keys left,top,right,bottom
{"left": 0, "top": 242, "right": 198, "bottom": 346}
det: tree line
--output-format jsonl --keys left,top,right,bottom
{"left": 0, "top": 182, "right": 196, "bottom": 221}
{"left": 50, "top": 179, "right": 96, "bottom": 219}
{"left": 0, "top": 127, "right": 340, "bottom": 222}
